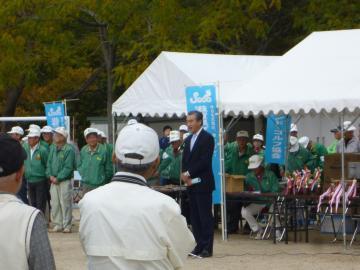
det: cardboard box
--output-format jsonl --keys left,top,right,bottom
{"left": 324, "top": 153, "right": 360, "bottom": 186}
{"left": 225, "top": 174, "right": 245, "bottom": 193}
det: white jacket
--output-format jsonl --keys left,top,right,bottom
{"left": 0, "top": 194, "right": 39, "bottom": 270}
{"left": 79, "top": 172, "right": 195, "bottom": 270}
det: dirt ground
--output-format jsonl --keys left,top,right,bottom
{"left": 50, "top": 209, "right": 360, "bottom": 270}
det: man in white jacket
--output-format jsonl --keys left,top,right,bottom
{"left": 79, "top": 121, "right": 195, "bottom": 270}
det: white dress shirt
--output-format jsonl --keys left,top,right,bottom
{"left": 190, "top": 128, "right": 203, "bottom": 151}
{"left": 30, "top": 143, "right": 39, "bottom": 159}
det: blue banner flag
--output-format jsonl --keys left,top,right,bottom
{"left": 185, "top": 85, "right": 221, "bottom": 204}
{"left": 44, "top": 102, "right": 66, "bottom": 129}
{"left": 265, "top": 114, "right": 291, "bottom": 165}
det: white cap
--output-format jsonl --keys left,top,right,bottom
{"left": 290, "top": 123, "right": 298, "bottom": 133}
{"left": 183, "top": 132, "right": 191, "bottom": 141}
{"left": 127, "top": 119, "right": 138, "bottom": 125}
{"left": 22, "top": 136, "right": 28, "bottom": 142}
{"left": 115, "top": 122, "right": 159, "bottom": 165}
{"left": 26, "top": 124, "right": 41, "bottom": 132}
{"left": 54, "top": 127, "right": 68, "bottom": 139}
{"left": 41, "top": 125, "right": 53, "bottom": 133}
{"left": 169, "top": 130, "right": 181, "bottom": 143}
{"left": 289, "top": 136, "right": 299, "bottom": 152}
{"left": 179, "top": 125, "right": 188, "bottom": 132}
{"left": 253, "top": 134, "right": 264, "bottom": 141}
{"left": 7, "top": 126, "right": 24, "bottom": 136}
{"left": 28, "top": 129, "right": 41, "bottom": 138}
{"left": 84, "top": 128, "right": 99, "bottom": 138}
{"left": 344, "top": 121, "right": 356, "bottom": 131}
{"left": 298, "top": 136, "right": 310, "bottom": 148}
{"left": 248, "top": 155, "right": 263, "bottom": 169}
{"left": 98, "top": 130, "right": 107, "bottom": 138}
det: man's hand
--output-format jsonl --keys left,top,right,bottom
{"left": 181, "top": 173, "right": 192, "bottom": 186}
{"left": 50, "top": 176, "right": 58, "bottom": 185}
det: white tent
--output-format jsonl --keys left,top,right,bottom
{"left": 221, "top": 29, "right": 360, "bottom": 116}
{"left": 112, "top": 52, "right": 279, "bottom": 117}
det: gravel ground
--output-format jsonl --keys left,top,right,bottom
{"left": 49, "top": 209, "right": 360, "bottom": 270}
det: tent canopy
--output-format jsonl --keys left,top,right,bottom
{"left": 221, "top": 29, "right": 360, "bottom": 117}
{"left": 112, "top": 52, "right": 278, "bottom": 117}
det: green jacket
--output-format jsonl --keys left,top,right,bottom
{"left": 225, "top": 142, "right": 254, "bottom": 175}
{"left": 287, "top": 146, "right": 315, "bottom": 173}
{"left": 245, "top": 170, "right": 279, "bottom": 204}
{"left": 23, "top": 143, "right": 49, "bottom": 183}
{"left": 46, "top": 143, "right": 75, "bottom": 182}
{"left": 78, "top": 144, "right": 113, "bottom": 188}
{"left": 159, "top": 145, "right": 181, "bottom": 183}
{"left": 311, "top": 143, "right": 328, "bottom": 169}
{"left": 327, "top": 139, "right": 339, "bottom": 154}
{"left": 40, "top": 140, "right": 51, "bottom": 152}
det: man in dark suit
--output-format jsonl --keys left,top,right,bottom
{"left": 181, "top": 110, "right": 215, "bottom": 258}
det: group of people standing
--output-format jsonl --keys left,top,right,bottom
{"left": 6, "top": 124, "right": 114, "bottom": 234}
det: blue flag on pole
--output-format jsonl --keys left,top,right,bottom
{"left": 44, "top": 102, "right": 66, "bottom": 129}
{"left": 265, "top": 113, "right": 291, "bottom": 165}
{"left": 185, "top": 84, "right": 221, "bottom": 204}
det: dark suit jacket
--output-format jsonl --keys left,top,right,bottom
{"left": 182, "top": 128, "right": 215, "bottom": 193}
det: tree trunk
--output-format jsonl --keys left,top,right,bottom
{"left": 99, "top": 25, "right": 115, "bottom": 143}
{"left": 0, "top": 76, "right": 26, "bottom": 132}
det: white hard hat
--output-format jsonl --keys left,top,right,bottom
{"left": 344, "top": 121, "right": 356, "bottom": 131}
{"left": 248, "top": 155, "right": 263, "bottom": 169}
{"left": 27, "top": 129, "right": 41, "bottom": 138}
{"left": 290, "top": 123, "right": 298, "bottom": 133}
{"left": 84, "top": 128, "right": 99, "bottom": 138}
{"left": 179, "top": 125, "right": 188, "bottom": 132}
{"left": 54, "top": 127, "right": 68, "bottom": 139}
{"left": 253, "top": 134, "right": 264, "bottom": 141}
{"left": 41, "top": 125, "right": 53, "bottom": 133}
{"left": 7, "top": 126, "right": 24, "bottom": 136}
{"left": 127, "top": 119, "right": 138, "bottom": 125}
{"left": 115, "top": 122, "right": 159, "bottom": 165}
{"left": 169, "top": 130, "right": 181, "bottom": 143}
{"left": 298, "top": 136, "right": 310, "bottom": 148}
{"left": 26, "top": 124, "right": 41, "bottom": 132}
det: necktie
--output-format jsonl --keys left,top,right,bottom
{"left": 190, "top": 134, "right": 197, "bottom": 151}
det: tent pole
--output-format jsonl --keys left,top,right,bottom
{"left": 217, "top": 82, "right": 227, "bottom": 241}
{"left": 341, "top": 112, "right": 347, "bottom": 249}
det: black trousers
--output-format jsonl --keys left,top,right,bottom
{"left": 16, "top": 177, "right": 29, "bottom": 204}
{"left": 28, "top": 180, "right": 48, "bottom": 214}
{"left": 188, "top": 191, "right": 214, "bottom": 253}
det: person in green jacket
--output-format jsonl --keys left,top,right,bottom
{"left": 40, "top": 125, "right": 54, "bottom": 151}
{"left": 252, "top": 134, "right": 265, "bottom": 158}
{"left": 46, "top": 127, "right": 75, "bottom": 233}
{"left": 327, "top": 127, "right": 341, "bottom": 154}
{"left": 97, "top": 130, "right": 115, "bottom": 173}
{"left": 299, "top": 136, "right": 328, "bottom": 169}
{"left": 158, "top": 131, "right": 182, "bottom": 185}
{"left": 24, "top": 129, "right": 49, "bottom": 214}
{"left": 286, "top": 136, "right": 315, "bottom": 173}
{"left": 225, "top": 130, "right": 254, "bottom": 175}
{"left": 78, "top": 128, "right": 113, "bottom": 195}
{"left": 241, "top": 155, "right": 280, "bottom": 240}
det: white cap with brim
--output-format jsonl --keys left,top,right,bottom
{"left": 115, "top": 122, "right": 159, "bottom": 165}
{"left": 84, "top": 128, "right": 99, "bottom": 138}
{"left": 26, "top": 124, "right": 41, "bottom": 132}
{"left": 41, "top": 126, "right": 53, "bottom": 133}
{"left": 253, "top": 134, "right": 264, "bottom": 141}
{"left": 98, "top": 130, "right": 107, "bottom": 138}
{"left": 54, "top": 127, "right": 68, "bottom": 139}
{"left": 248, "top": 155, "right": 263, "bottom": 169}
{"left": 179, "top": 125, "right": 188, "bottom": 132}
{"left": 169, "top": 130, "right": 181, "bottom": 143}
{"left": 344, "top": 121, "right": 356, "bottom": 131}
{"left": 236, "top": 130, "right": 249, "bottom": 138}
{"left": 290, "top": 123, "right": 298, "bottom": 133}
{"left": 8, "top": 126, "right": 24, "bottom": 136}
{"left": 298, "top": 136, "right": 310, "bottom": 148}
{"left": 28, "top": 130, "right": 41, "bottom": 138}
